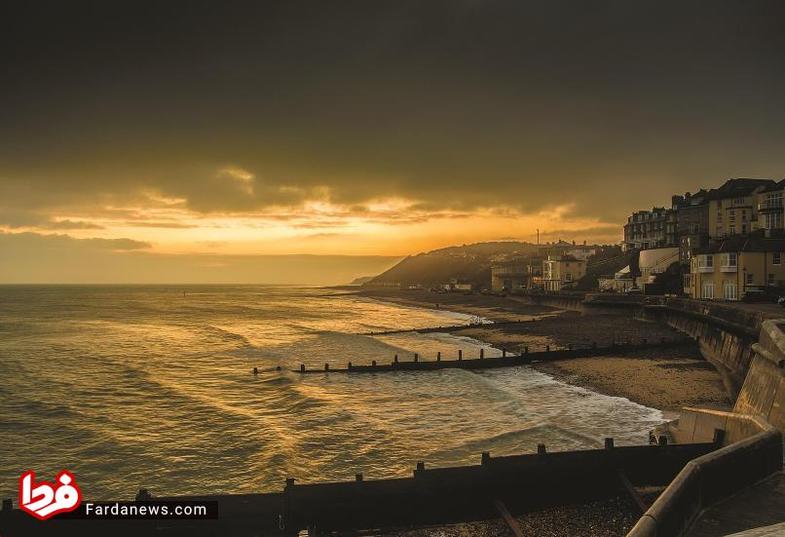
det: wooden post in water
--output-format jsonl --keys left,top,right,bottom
{"left": 394, "top": 354, "right": 399, "bottom": 363}
{"left": 458, "top": 349, "right": 463, "bottom": 361}
{"left": 414, "top": 461, "right": 425, "bottom": 477}
{"left": 537, "top": 444, "right": 547, "bottom": 455}
{"left": 300, "top": 364, "right": 305, "bottom": 373}
{"left": 324, "top": 363, "right": 329, "bottom": 372}
{"left": 605, "top": 438, "right": 614, "bottom": 449}
{"left": 414, "top": 353, "right": 419, "bottom": 362}
{"left": 348, "top": 362, "right": 352, "bottom": 370}
{"left": 372, "top": 360, "right": 377, "bottom": 367}
{"left": 502, "top": 349, "right": 506, "bottom": 357}
{"left": 480, "top": 348, "right": 484, "bottom": 359}
{"left": 546, "top": 345, "right": 550, "bottom": 352}
{"left": 437, "top": 351, "right": 441, "bottom": 361}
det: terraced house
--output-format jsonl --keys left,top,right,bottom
{"left": 685, "top": 235, "right": 785, "bottom": 300}
{"left": 706, "top": 178, "right": 778, "bottom": 239}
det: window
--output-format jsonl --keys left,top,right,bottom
{"left": 703, "top": 255, "right": 713, "bottom": 268}
{"left": 747, "top": 273, "right": 754, "bottom": 284}
{"left": 565, "top": 273, "right": 573, "bottom": 282}
{"left": 725, "top": 253, "right": 738, "bottom": 267}
{"left": 774, "top": 252, "right": 781, "bottom": 265}
{"left": 765, "top": 192, "right": 783, "bottom": 209}
{"left": 769, "top": 273, "right": 776, "bottom": 286}
{"left": 766, "top": 213, "right": 784, "bottom": 230}
{"left": 724, "top": 283, "right": 737, "bottom": 301}
{"left": 702, "top": 283, "right": 714, "bottom": 299}
{"left": 729, "top": 225, "right": 736, "bottom": 235}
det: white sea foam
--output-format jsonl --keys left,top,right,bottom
{"left": 0, "top": 285, "right": 664, "bottom": 499}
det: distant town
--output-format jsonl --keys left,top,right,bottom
{"left": 365, "top": 177, "right": 785, "bottom": 303}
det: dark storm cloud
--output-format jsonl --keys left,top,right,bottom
{"left": 1, "top": 0, "right": 785, "bottom": 222}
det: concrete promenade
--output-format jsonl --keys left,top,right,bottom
{"left": 689, "top": 472, "right": 785, "bottom": 536}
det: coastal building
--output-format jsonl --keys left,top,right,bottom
{"left": 598, "top": 265, "right": 634, "bottom": 293}
{"left": 635, "top": 247, "right": 680, "bottom": 291}
{"left": 542, "top": 255, "right": 586, "bottom": 292}
{"left": 757, "top": 180, "right": 785, "bottom": 235}
{"left": 673, "top": 190, "right": 710, "bottom": 265}
{"left": 538, "top": 240, "right": 594, "bottom": 258}
{"left": 672, "top": 179, "right": 779, "bottom": 267}
{"left": 565, "top": 246, "right": 596, "bottom": 261}
{"left": 491, "top": 257, "right": 544, "bottom": 292}
{"left": 491, "top": 264, "right": 527, "bottom": 292}
{"left": 622, "top": 207, "right": 677, "bottom": 251}
{"left": 706, "top": 178, "right": 775, "bottom": 240}
{"left": 442, "top": 279, "right": 473, "bottom": 292}
{"left": 685, "top": 234, "right": 785, "bottom": 300}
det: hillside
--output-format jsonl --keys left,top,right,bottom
{"left": 367, "top": 241, "right": 539, "bottom": 287}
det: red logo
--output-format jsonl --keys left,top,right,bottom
{"left": 19, "top": 470, "right": 82, "bottom": 520}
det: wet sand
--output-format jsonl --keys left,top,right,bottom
{"left": 355, "top": 287, "right": 559, "bottom": 322}
{"left": 534, "top": 347, "right": 731, "bottom": 412}
{"left": 359, "top": 288, "right": 732, "bottom": 412}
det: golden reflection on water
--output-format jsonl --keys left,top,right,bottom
{"left": 0, "top": 285, "right": 664, "bottom": 500}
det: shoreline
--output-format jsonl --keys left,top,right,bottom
{"left": 356, "top": 288, "right": 732, "bottom": 413}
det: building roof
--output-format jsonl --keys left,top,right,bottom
{"left": 549, "top": 255, "right": 582, "bottom": 262}
{"left": 695, "top": 233, "right": 785, "bottom": 254}
{"left": 759, "top": 178, "right": 785, "bottom": 193}
{"left": 704, "top": 178, "right": 776, "bottom": 200}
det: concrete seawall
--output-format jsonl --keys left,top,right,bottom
{"left": 735, "top": 319, "right": 785, "bottom": 431}
{"left": 642, "top": 298, "right": 765, "bottom": 398}
{"left": 519, "top": 293, "right": 765, "bottom": 399}
{"left": 516, "top": 292, "right": 644, "bottom": 315}
{"left": 629, "top": 409, "right": 783, "bottom": 537}
{"left": 524, "top": 293, "right": 785, "bottom": 432}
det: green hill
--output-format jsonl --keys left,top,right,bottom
{"left": 367, "top": 241, "right": 539, "bottom": 288}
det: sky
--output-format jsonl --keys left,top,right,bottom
{"left": 2, "top": 1, "right": 785, "bottom": 283}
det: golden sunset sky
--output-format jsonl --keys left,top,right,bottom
{"left": 2, "top": 1, "right": 785, "bottom": 282}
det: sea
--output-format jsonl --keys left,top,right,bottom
{"left": 0, "top": 285, "right": 664, "bottom": 500}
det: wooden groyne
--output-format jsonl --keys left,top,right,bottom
{"left": 0, "top": 437, "right": 721, "bottom": 536}
{"left": 293, "top": 337, "right": 695, "bottom": 374}
{"left": 359, "top": 319, "right": 531, "bottom": 336}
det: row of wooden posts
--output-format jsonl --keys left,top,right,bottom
{"left": 283, "top": 336, "right": 679, "bottom": 373}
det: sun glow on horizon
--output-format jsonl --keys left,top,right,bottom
{"left": 0, "top": 194, "right": 620, "bottom": 257}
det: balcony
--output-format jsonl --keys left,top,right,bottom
{"left": 719, "top": 265, "right": 738, "bottom": 273}
{"left": 697, "top": 266, "right": 714, "bottom": 273}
